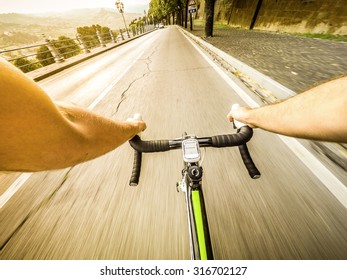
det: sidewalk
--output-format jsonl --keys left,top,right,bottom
{"left": 187, "top": 24, "right": 347, "bottom": 93}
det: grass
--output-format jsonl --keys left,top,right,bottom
{"left": 193, "top": 19, "right": 234, "bottom": 30}
{"left": 192, "top": 19, "right": 347, "bottom": 42}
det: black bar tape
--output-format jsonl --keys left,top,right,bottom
{"left": 129, "top": 150, "right": 142, "bottom": 186}
{"left": 211, "top": 126, "right": 253, "bottom": 147}
{"left": 129, "top": 135, "right": 170, "bottom": 153}
{"left": 238, "top": 144, "right": 261, "bottom": 179}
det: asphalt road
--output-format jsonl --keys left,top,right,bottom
{"left": 1, "top": 26, "right": 347, "bottom": 260}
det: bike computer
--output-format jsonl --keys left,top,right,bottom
{"left": 182, "top": 139, "right": 200, "bottom": 163}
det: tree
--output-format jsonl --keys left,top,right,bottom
{"left": 149, "top": 0, "right": 164, "bottom": 24}
{"left": 76, "top": 25, "right": 114, "bottom": 48}
{"left": 149, "top": 0, "right": 184, "bottom": 25}
{"left": 205, "top": 0, "right": 216, "bottom": 37}
{"left": 13, "top": 57, "right": 41, "bottom": 73}
{"left": 76, "top": 26, "right": 100, "bottom": 48}
{"left": 99, "top": 27, "right": 113, "bottom": 44}
{"left": 137, "top": 18, "right": 145, "bottom": 34}
{"left": 36, "top": 45, "right": 55, "bottom": 66}
{"left": 36, "top": 36, "right": 81, "bottom": 66}
{"left": 176, "top": 0, "right": 187, "bottom": 26}
{"left": 53, "top": 36, "right": 81, "bottom": 59}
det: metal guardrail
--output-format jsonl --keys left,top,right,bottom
{"left": 0, "top": 30, "right": 115, "bottom": 72}
{"left": 0, "top": 26, "right": 148, "bottom": 73}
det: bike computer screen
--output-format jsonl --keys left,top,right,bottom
{"left": 182, "top": 139, "right": 200, "bottom": 163}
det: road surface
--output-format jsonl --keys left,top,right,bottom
{"left": 1, "top": 26, "right": 347, "bottom": 260}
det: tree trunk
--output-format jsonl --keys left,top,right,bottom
{"left": 227, "top": 0, "right": 236, "bottom": 25}
{"left": 205, "top": 0, "right": 216, "bottom": 37}
{"left": 177, "top": 9, "right": 182, "bottom": 26}
{"left": 185, "top": 1, "right": 188, "bottom": 28}
{"left": 250, "top": 0, "right": 263, "bottom": 29}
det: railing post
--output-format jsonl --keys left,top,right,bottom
{"left": 44, "top": 36, "right": 64, "bottom": 63}
{"left": 76, "top": 33, "right": 90, "bottom": 54}
{"left": 109, "top": 30, "right": 116, "bottom": 43}
{"left": 96, "top": 30, "right": 106, "bottom": 47}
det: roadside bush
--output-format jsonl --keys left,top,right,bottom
{"left": 13, "top": 57, "right": 41, "bottom": 73}
{"left": 54, "top": 36, "right": 81, "bottom": 58}
{"left": 36, "top": 45, "right": 55, "bottom": 66}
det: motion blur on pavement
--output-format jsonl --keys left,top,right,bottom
{"left": 1, "top": 1, "right": 347, "bottom": 260}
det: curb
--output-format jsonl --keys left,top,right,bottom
{"left": 179, "top": 27, "right": 296, "bottom": 104}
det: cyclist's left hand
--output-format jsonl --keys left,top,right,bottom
{"left": 126, "top": 114, "right": 147, "bottom": 135}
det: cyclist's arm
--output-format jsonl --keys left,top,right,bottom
{"left": 0, "top": 58, "right": 145, "bottom": 172}
{"left": 227, "top": 76, "right": 347, "bottom": 143}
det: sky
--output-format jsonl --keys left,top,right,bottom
{"left": 0, "top": 0, "right": 150, "bottom": 14}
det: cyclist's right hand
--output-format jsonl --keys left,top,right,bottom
{"left": 227, "top": 105, "right": 257, "bottom": 129}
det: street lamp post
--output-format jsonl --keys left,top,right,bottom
{"left": 115, "top": 0, "right": 130, "bottom": 39}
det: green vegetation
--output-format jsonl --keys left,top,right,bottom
{"left": 35, "top": 36, "right": 81, "bottom": 67}
{"left": 194, "top": 19, "right": 347, "bottom": 42}
{"left": 0, "top": 8, "right": 142, "bottom": 48}
{"left": 149, "top": 0, "right": 191, "bottom": 25}
{"left": 54, "top": 36, "right": 81, "bottom": 59}
{"left": 8, "top": 24, "right": 118, "bottom": 73}
{"left": 76, "top": 25, "right": 113, "bottom": 48}
{"left": 194, "top": 19, "right": 234, "bottom": 30}
{"left": 77, "top": 26, "right": 101, "bottom": 48}
{"left": 147, "top": 0, "right": 216, "bottom": 37}
{"left": 36, "top": 45, "right": 55, "bottom": 66}
{"left": 129, "top": 18, "right": 146, "bottom": 36}
{"left": 13, "top": 57, "right": 41, "bottom": 73}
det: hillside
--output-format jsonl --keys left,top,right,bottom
{"left": 0, "top": 8, "right": 142, "bottom": 48}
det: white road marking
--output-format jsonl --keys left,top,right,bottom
{"left": 0, "top": 173, "right": 32, "bottom": 208}
{"left": 279, "top": 136, "right": 347, "bottom": 208}
{"left": 183, "top": 35, "right": 259, "bottom": 107}
{"left": 184, "top": 30, "right": 347, "bottom": 209}
{"left": 0, "top": 50, "right": 145, "bottom": 209}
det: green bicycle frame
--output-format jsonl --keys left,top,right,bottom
{"left": 185, "top": 175, "right": 213, "bottom": 260}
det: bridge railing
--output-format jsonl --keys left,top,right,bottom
{"left": 0, "top": 30, "right": 121, "bottom": 73}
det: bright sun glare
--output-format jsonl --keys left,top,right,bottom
{"left": 0, "top": 0, "right": 150, "bottom": 14}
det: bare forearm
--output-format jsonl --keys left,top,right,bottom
{"left": 2, "top": 107, "right": 144, "bottom": 172}
{"left": 0, "top": 57, "right": 145, "bottom": 172}
{"left": 228, "top": 76, "right": 347, "bottom": 142}
{"left": 58, "top": 104, "right": 144, "bottom": 166}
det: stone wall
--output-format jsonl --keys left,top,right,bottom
{"left": 199, "top": 0, "right": 347, "bottom": 35}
